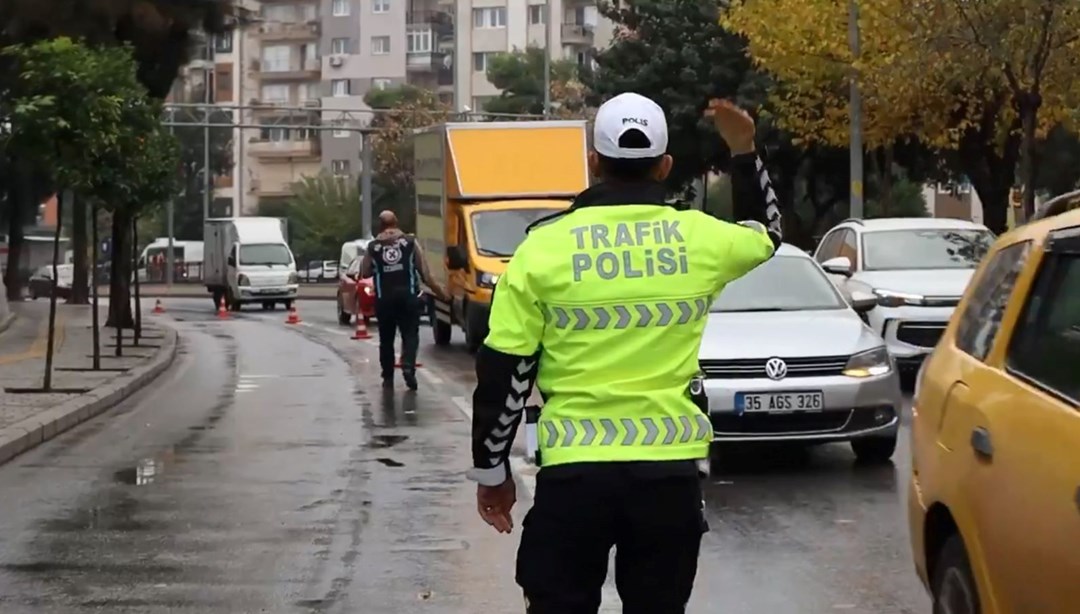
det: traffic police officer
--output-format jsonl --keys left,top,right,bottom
{"left": 361, "top": 210, "right": 446, "bottom": 390}
{"left": 466, "top": 94, "right": 782, "bottom": 613}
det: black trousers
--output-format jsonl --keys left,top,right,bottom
{"left": 374, "top": 293, "right": 421, "bottom": 379}
{"left": 517, "top": 464, "right": 708, "bottom": 614}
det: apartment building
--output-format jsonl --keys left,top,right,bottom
{"left": 173, "top": 0, "right": 612, "bottom": 215}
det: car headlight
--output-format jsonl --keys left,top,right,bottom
{"left": 288, "top": 272, "right": 299, "bottom": 284}
{"left": 843, "top": 346, "right": 892, "bottom": 378}
{"left": 238, "top": 274, "right": 250, "bottom": 287}
{"left": 872, "top": 288, "right": 925, "bottom": 307}
{"left": 477, "top": 271, "right": 500, "bottom": 288}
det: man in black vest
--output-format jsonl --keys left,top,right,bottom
{"left": 362, "top": 211, "right": 447, "bottom": 390}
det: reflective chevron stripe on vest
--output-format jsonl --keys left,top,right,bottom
{"left": 547, "top": 298, "right": 710, "bottom": 330}
{"left": 541, "top": 414, "right": 713, "bottom": 449}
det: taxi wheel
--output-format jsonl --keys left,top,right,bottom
{"left": 931, "top": 535, "right": 981, "bottom": 614}
{"left": 851, "top": 434, "right": 897, "bottom": 464}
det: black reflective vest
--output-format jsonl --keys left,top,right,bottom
{"left": 370, "top": 235, "right": 419, "bottom": 299}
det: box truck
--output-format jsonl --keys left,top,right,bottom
{"left": 204, "top": 217, "right": 299, "bottom": 311}
{"left": 413, "top": 120, "right": 589, "bottom": 352}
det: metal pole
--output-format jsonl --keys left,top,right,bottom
{"left": 848, "top": 0, "right": 864, "bottom": 218}
{"left": 166, "top": 122, "right": 175, "bottom": 287}
{"left": 542, "top": 0, "right": 551, "bottom": 117}
{"left": 203, "top": 36, "right": 213, "bottom": 221}
{"left": 361, "top": 133, "right": 373, "bottom": 238}
{"left": 236, "top": 26, "right": 245, "bottom": 217}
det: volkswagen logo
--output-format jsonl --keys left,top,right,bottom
{"left": 764, "top": 357, "right": 788, "bottom": 381}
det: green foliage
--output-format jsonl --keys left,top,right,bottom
{"left": 585, "top": 0, "right": 755, "bottom": 192}
{"left": 865, "top": 178, "right": 929, "bottom": 219}
{"left": 483, "top": 47, "right": 580, "bottom": 115}
{"left": 273, "top": 173, "right": 365, "bottom": 261}
{"left": 365, "top": 84, "right": 431, "bottom": 110}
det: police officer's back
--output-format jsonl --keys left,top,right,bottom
{"left": 467, "top": 94, "right": 782, "bottom": 613}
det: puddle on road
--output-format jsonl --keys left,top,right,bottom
{"left": 375, "top": 457, "right": 404, "bottom": 467}
{"left": 113, "top": 453, "right": 170, "bottom": 486}
{"left": 368, "top": 434, "right": 408, "bottom": 448}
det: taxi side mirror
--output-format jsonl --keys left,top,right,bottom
{"left": 447, "top": 245, "right": 468, "bottom": 271}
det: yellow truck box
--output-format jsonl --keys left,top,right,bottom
{"left": 414, "top": 120, "right": 589, "bottom": 351}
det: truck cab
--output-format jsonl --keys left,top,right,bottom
{"left": 413, "top": 120, "right": 588, "bottom": 351}
{"left": 204, "top": 217, "right": 299, "bottom": 311}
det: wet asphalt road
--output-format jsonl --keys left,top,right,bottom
{"left": 0, "top": 298, "right": 931, "bottom": 613}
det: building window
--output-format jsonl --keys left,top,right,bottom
{"left": 295, "top": 128, "right": 316, "bottom": 141}
{"left": 372, "top": 78, "right": 392, "bottom": 90}
{"left": 214, "top": 31, "right": 234, "bottom": 53}
{"left": 332, "top": 0, "right": 350, "bottom": 17}
{"left": 331, "top": 37, "right": 350, "bottom": 54}
{"left": 299, "top": 82, "right": 321, "bottom": 102}
{"left": 260, "top": 84, "right": 290, "bottom": 104}
{"left": 407, "top": 28, "right": 432, "bottom": 53}
{"left": 472, "top": 7, "right": 506, "bottom": 28}
{"left": 333, "top": 129, "right": 351, "bottom": 138}
{"left": 262, "top": 4, "right": 294, "bottom": 21}
{"left": 262, "top": 127, "right": 290, "bottom": 142}
{"left": 331, "top": 79, "right": 350, "bottom": 97}
{"left": 332, "top": 160, "right": 350, "bottom": 176}
{"left": 528, "top": 5, "right": 545, "bottom": 25}
{"left": 261, "top": 45, "right": 291, "bottom": 72}
{"left": 472, "top": 52, "right": 492, "bottom": 72}
{"left": 372, "top": 36, "right": 391, "bottom": 55}
{"left": 301, "top": 3, "right": 319, "bottom": 21}
{"left": 214, "top": 64, "right": 234, "bottom": 102}
{"left": 373, "top": 0, "right": 390, "bottom": 13}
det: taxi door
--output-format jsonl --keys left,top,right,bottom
{"left": 974, "top": 230, "right": 1080, "bottom": 612}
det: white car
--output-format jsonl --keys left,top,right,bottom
{"left": 812, "top": 217, "right": 994, "bottom": 375}
{"left": 700, "top": 244, "right": 903, "bottom": 462}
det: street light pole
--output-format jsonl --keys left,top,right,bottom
{"left": 203, "top": 35, "right": 213, "bottom": 221}
{"left": 848, "top": 0, "right": 864, "bottom": 218}
{"left": 542, "top": 0, "right": 551, "bottom": 117}
{"left": 166, "top": 122, "right": 175, "bottom": 287}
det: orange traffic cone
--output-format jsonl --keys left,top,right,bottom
{"left": 286, "top": 305, "right": 301, "bottom": 325}
{"left": 152, "top": 299, "right": 165, "bottom": 314}
{"left": 351, "top": 317, "right": 371, "bottom": 340}
{"left": 216, "top": 300, "right": 229, "bottom": 319}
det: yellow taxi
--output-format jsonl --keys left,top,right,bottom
{"left": 908, "top": 204, "right": 1080, "bottom": 614}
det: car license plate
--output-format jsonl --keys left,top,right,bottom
{"left": 735, "top": 391, "right": 824, "bottom": 415}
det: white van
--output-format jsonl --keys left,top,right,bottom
{"left": 204, "top": 218, "right": 298, "bottom": 311}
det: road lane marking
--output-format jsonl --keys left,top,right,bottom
{"left": 451, "top": 395, "right": 472, "bottom": 419}
{"left": 417, "top": 367, "right": 443, "bottom": 385}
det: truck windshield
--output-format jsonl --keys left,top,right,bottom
{"left": 470, "top": 208, "right": 563, "bottom": 257}
{"left": 240, "top": 244, "right": 292, "bottom": 266}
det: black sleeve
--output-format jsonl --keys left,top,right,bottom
{"left": 729, "top": 152, "right": 783, "bottom": 250}
{"left": 467, "top": 344, "right": 540, "bottom": 486}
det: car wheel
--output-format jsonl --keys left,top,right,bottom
{"left": 931, "top": 534, "right": 981, "bottom": 614}
{"left": 431, "top": 297, "right": 452, "bottom": 346}
{"left": 261, "top": 302, "right": 273, "bottom": 311}
{"left": 283, "top": 299, "right": 294, "bottom": 311}
{"left": 464, "top": 304, "right": 485, "bottom": 354}
{"left": 851, "top": 434, "right": 897, "bottom": 464}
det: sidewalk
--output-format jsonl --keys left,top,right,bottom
{"left": 0, "top": 300, "right": 178, "bottom": 464}
{"left": 94, "top": 283, "right": 338, "bottom": 301}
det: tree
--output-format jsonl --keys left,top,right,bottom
{"left": 276, "top": 174, "right": 365, "bottom": 261}
{"left": 585, "top": 0, "right": 758, "bottom": 192}
{"left": 0, "top": 38, "right": 139, "bottom": 389}
{"left": 364, "top": 85, "right": 452, "bottom": 230}
{"left": 0, "top": 0, "right": 232, "bottom": 302}
{"left": 483, "top": 47, "right": 584, "bottom": 116}
{"left": 724, "top": 0, "right": 1080, "bottom": 233}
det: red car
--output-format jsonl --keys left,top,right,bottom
{"left": 337, "top": 256, "right": 376, "bottom": 326}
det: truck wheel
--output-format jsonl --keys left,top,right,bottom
{"left": 433, "top": 317, "right": 452, "bottom": 346}
{"left": 283, "top": 299, "right": 294, "bottom": 311}
{"left": 464, "top": 305, "right": 487, "bottom": 354}
{"left": 212, "top": 290, "right": 224, "bottom": 309}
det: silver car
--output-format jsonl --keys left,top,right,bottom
{"left": 700, "top": 244, "right": 903, "bottom": 463}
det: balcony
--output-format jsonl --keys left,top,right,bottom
{"left": 561, "top": 23, "right": 594, "bottom": 46}
{"left": 248, "top": 138, "right": 320, "bottom": 160}
{"left": 406, "top": 49, "right": 448, "bottom": 73}
{"left": 406, "top": 10, "right": 454, "bottom": 39}
{"left": 256, "top": 58, "right": 321, "bottom": 80}
{"left": 257, "top": 21, "right": 320, "bottom": 41}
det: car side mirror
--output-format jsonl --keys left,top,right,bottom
{"left": 227, "top": 255, "right": 236, "bottom": 266}
{"left": 822, "top": 256, "right": 853, "bottom": 277}
{"left": 447, "top": 245, "right": 468, "bottom": 270}
{"left": 850, "top": 290, "right": 877, "bottom": 314}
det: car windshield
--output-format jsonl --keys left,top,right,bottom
{"left": 470, "top": 208, "right": 562, "bottom": 257}
{"left": 240, "top": 244, "right": 292, "bottom": 266}
{"left": 711, "top": 256, "right": 846, "bottom": 312}
{"left": 862, "top": 229, "right": 993, "bottom": 271}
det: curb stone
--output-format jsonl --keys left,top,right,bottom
{"left": 0, "top": 323, "right": 180, "bottom": 466}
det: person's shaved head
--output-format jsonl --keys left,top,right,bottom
{"left": 378, "top": 210, "right": 398, "bottom": 231}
